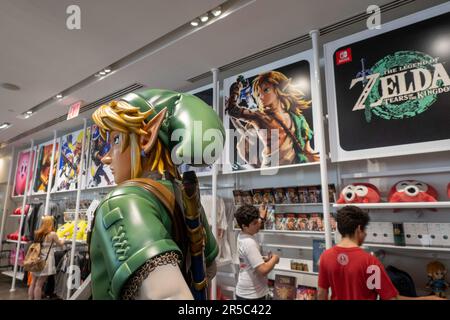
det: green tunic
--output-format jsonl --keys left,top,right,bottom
{"left": 290, "top": 112, "right": 314, "bottom": 163}
{"left": 89, "top": 180, "right": 218, "bottom": 299}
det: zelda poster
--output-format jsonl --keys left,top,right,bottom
{"left": 87, "top": 124, "right": 115, "bottom": 188}
{"left": 325, "top": 6, "right": 450, "bottom": 161}
{"left": 223, "top": 51, "right": 319, "bottom": 172}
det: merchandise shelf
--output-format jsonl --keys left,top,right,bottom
{"left": 262, "top": 243, "right": 312, "bottom": 250}
{"left": 233, "top": 228, "right": 332, "bottom": 238}
{"left": 340, "top": 166, "right": 450, "bottom": 180}
{"left": 268, "top": 268, "right": 318, "bottom": 288}
{"left": 363, "top": 243, "right": 450, "bottom": 252}
{"left": 222, "top": 162, "right": 320, "bottom": 175}
{"left": 1, "top": 271, "right": 24, "bottom": 281}
{"left": 237, "top": 203, "right": 335, "bottom": 207}
{"left": 9, "top": 215, "right": 24, "bottom": 218}
{"left": 333, "top": 202, "right": 450, "bottom": 210}
{"left": 6, "top": 240, "right": 29, "bottom": 245}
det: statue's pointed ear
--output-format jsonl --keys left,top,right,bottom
{"left": 140, "top": 108, "right": 167, "bottom": 155}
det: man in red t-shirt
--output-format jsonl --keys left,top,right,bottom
{"left": 318, "top": 205, "right": 443, "bottom": 300}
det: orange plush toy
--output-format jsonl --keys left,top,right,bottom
{"left": 337, "top": 183, "right": 381, "bottom": 204}
{"left": 388, "top": 180, "right": 438, "bottom": 203}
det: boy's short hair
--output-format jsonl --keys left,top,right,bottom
{"left": 234, "top": 205, "right": 259, "bottom": 229}
{"left": 336, "top": 205, "right": 370, "bottom": 237}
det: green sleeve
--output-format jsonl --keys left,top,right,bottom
{"left": 90, "top": 186, "right": 182, "bottom": 300}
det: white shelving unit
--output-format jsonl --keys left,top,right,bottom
{"left": 333, "top": 202, "right": 450, "bottom": 210}
{"left": 268, "top": 268, "right": 318, "bottom": 288}
{"left": 363, "top": 243, "right": 450, "bottom": 252}
{"left": 1, "top": 271, "right": 24, "bottom": 281}
{"left": 262, "top": 243, "right": 312, "bottom": 250}
{"left": 6, "top": 239, "right": 30, "bottom": 245}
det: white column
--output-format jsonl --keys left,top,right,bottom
{"left": 210, "top": 67, "right": 219, "bottom": 300}
{"left": 0, "top": 146, "right": 16, "bottom": 254}
{"left": 309, "top": 30, "right": 333, "bottom": 250}
{"left": 11, "top": 140, "right": 34, "bottom": 291}
{"left": 44, "top": 130, "right": 57, "bottom": 215}
{"left": 67, "top": 119, "right": 87, "bottom": 299}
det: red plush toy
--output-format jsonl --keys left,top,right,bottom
{"left": 13, "top": 204, "right": 30, "bottom": 216}
{"left": 447, "top": 183, "right": 450, "bottom": 199}
{"left": 388, "top": 180, "right": 438, "bottom": 202}
{"left": 337, "top": 183, "right": 381, "bottom": 204}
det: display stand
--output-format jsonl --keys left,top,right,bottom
{"left": 67, "top": 119, "right": 87, "bottom": 300}
{"left": 11, "top": 139, "right": 34, "bottom": 292}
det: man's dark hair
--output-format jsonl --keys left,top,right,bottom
{"left": 234, "top": 205, "right": 259, "bottom": 229}
{"left": 336, "top": 205, "right": 370, "bottom": 237}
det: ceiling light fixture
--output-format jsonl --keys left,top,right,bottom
{"left": 0, "top": 123, "right": 11, "bottom": 130}
{"left": 200, "top": 14, "right": 209, "bottom": 23}
{"left": 211, "top": 7, "right": 222, "bottom": 17}
{"left": 104, "top": 68, "right": 111, "bottom": 73}
{"left": 99, "top": 71, "right": 106, "bottom": 76}
{"left": 190, "top": 19, "right": 200, "bottom": 27}
{"left": 26, "top": 111, "right": 33, "bottom": 115}
{"left": 56, "top": 94, "right": 63, "bottom": 99}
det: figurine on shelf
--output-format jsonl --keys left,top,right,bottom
{"left": 426, "top": 261, "right": 449, "bottom": 298}
{"left": 89, "top": 89, "right": 225, "bottom": 300}
{"left": 337, "top": 183, "right": 380, "bottom": 204}
{"left": 388, "top": 180, "right": 438, "bottom": 203}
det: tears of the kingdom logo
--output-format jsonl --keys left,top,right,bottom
{"left": 350, "top": 51, "right": 450, "bottom": 120}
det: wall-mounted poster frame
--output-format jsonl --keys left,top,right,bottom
{"left": 324, "top": 3, "right": 450, "bottom": 162}
{"left": 32, "top": 138, "right": 60, "bottom": 195}
{"left": 179, "top": 83, "right": 215, "bottom": 177}
{"left": 11, "top": 148, "right": 36, "bottom": 197}
{"left": 222, "top": 50, "right": 320, "bottom": 174}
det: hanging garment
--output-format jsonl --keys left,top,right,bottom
{"left": 200, "top": 195, "right": 232, "bottom": 266}
{"left": 25, "top": 203, "right": 42, "bottom": 241}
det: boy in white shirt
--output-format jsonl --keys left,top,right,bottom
{"left": 234, "top": 204, "right": 280, "bottom": 300}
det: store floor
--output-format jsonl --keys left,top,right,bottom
{"left": 0, "top": 274, "right": 29, "bottom": 300}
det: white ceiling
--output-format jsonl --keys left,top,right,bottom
{"left": 0, "top": 0, "right": 447, "bottom": 151}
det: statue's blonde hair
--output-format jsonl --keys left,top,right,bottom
{"left": 92, "top": 100, "right": 176, "bottom": 178}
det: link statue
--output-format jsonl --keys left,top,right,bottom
{"left": 88, "top": 89, "right": 225, "bottom": 299}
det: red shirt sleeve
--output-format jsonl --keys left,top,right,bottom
{"left": 318, "top": 251, "right": 330, "bottom": 290}
{"left": 372, "top": 258, "right": 399, "bottom": 300}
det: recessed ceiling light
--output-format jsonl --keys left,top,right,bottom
{"left": 200, "top": 14, "right": 209, "bottom": 22}
{"left": 212, "top": 7, "right": 222, "bottom": 17}
{"left": 0, "top": 122, "right": 11, "bottom": 130}
{"left": 104, "top": 68, "right": 111, "bottom": 73}
{"left": 26, "top": 111, "right": 33, "bottom": 115}
{"left": 190, "top": 19, "right": 199, "bottom": 27}
{"left": 1, "top": 83, "right": 21, "bottom": 91}
{"left": 56, "top": 94, "right": 63, "bottom": 99}
{"left": 99, "top": 71, "right": 106, "bottom": 76}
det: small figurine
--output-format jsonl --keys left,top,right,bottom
{"left": 426, "top": 261, "right": 449, "bottom": 298}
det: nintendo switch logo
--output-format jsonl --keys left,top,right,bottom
{"left": 336, "top": 48, "right": 352, "bottom": 65}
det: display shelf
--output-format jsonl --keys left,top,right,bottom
{"left": 9, "top": 215, "right": 24, "bottom": 218}
{"left": 237, "top": 203, "right": 335, "bottom": 207}
{"left": 268, "top": 268, "right": 318, "bottom": 288}
{"left": 6, "top": 240, "right": 30, "bottom": 245}
{"left": 363, "top": 243, "right": 450, "bottom": 252}
{"left": 1, "top": 271, "right": 24, "bottom": 281}
{"left": 233, "top": 228, "right": 331, "bottom": 238}
{"left": 340, "top": 166, "right": 450, "bottom": 180}
{"left": 261, "top": 243, "right": 312, "bottom": 250}
{"left": 222, "top": 162, "right": 320, "bottom": 175}
{"left": 333, "top": 202, "right": 450, "bottom": 210}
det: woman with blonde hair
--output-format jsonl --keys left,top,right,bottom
{"left": 28, "top": 216, "right": 64, "bottom": 300}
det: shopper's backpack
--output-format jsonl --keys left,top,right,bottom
{"left": 386, "top": 265, "right": 417, "bottom": 297}
{"left": 23, "top": 240, "right": 53, "bottom": 273}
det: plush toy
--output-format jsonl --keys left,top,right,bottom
{"left": 447, "top": 183, "right": 450, "bottom": 199}
{"left": 426, "top": 261, "right": 449, "bottom": 298}
{"left": 75, "top": 220, "right": 88, "bottom": 241}
{"left": 13, "top": 204, "right": 30, "bottom": 216}
{"left": 388, "top": 180, "right": 438, "bottom": 202}
{"left": 57, "top": 221, "right": 75, "bottom": 240}
{"left": 337, "top": 183, "right": 381, "bottom": 204}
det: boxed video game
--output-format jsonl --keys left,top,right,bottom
{"left": 274, "top": 274, "right": 297, "bottom": 300}
{"left": 328, "top": 184, "right": 337, "bottom": 203}
{"left": 252, "top": 189, "right": 263, "bottom": 205}
{"left": 233, "top": 190, "right": 243, "bottom": 206}
{"left": 296, "top": 286, "right": 318, "bottom": 300}
{"left": 241, "top": 190, "right": 254, "bottom": 206}
{"left": 285, "top": 213, "right": 297, "bottom": 231}
{"left": 309, "top": 213, "right": 324, "bottom": 232}
{"left": 308, "top": 186, "right": 320, "bottom": 203}
{"left": 298, "top": 187, "right": 309, "bottom": 203}
{"left": 274, "top": 187, "right": 287, "bottom": 204}
{"left": 287, "top": 187, "right": 300, "bottom": 204}
{"left": 263, "top": 188, "right": 275, "bottom": 204}
{"left": 275, "top": 213, "right": 285, "bottom": 230}
{"left": 265, "top": 206, "right": 276, "bottom": 230}
{"left": 296, "top": 214, "right": 309, "bottom": 231}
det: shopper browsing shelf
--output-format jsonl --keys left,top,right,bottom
{"left": 234, "top": 204, "right": 280, "bottom": 300}
{"left": 317, "top": 205, "right": 444, "bottom": 300}
{"left": 28, "top": 216, "right": 65, "bottom": 300}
